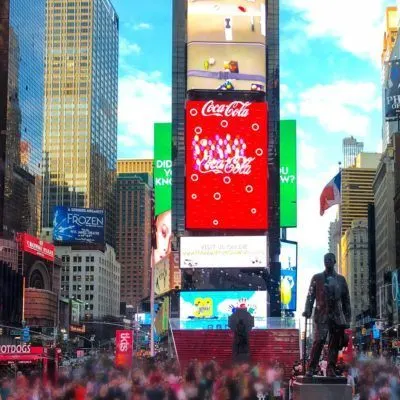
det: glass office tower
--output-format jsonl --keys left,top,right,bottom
{"left": 42, "top": 0, "right": 119, "bottom": 247}
{"left": 0, "top": 0, "right": 45, "bottom": 238}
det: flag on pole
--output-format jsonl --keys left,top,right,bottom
{"left": 320, "top": 172, "right": 341, "bottom": 216}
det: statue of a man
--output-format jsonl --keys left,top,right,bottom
{"left": 302, "top": 253, "right": 351, "bottom": 377}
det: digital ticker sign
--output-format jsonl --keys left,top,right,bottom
{"left": 53, "top": 206, "right": 105, "bottom": 244}
{"left": 185, "top": 99, "right": 268, "bottom": 230}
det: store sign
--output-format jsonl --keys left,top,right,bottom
{"left": 180, "top": 236, "right": 267, "bottom": 269}
{"left": 171, "top": 252, "right": 181, "bottom": 290}
{"left": 115, "top": 330, "right": 133, "bottom": 368}
{"left": 185, "top": 100, "right": 268, "bottom": 230}
{"left": 0, "top": 345, "right": 32, "bottom": 354}
{"left": 17, "top": 233, "right": 55, "bottom": 262}
{"left": 70, "top": 325, "right": 85, "bottom": 334}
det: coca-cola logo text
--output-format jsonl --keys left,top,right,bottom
{"left": 0, "top": 345, "right": 31, "bottom": 354}
{"left": 201, "top": 100, "right": 251, "bottom": 118}
{"left": 199, "top": 155, "right": 255, "bottom": 175}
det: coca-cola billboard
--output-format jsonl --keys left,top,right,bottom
{"left": 115, "top": 330, "right": 133, "bottom": 368}
{"left": 185, "top": 100, "right": 268, "bottom": 230}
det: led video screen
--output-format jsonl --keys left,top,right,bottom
{"left": 185, "top": 99, "right": 268, "bottom": 230}
{"left": 180, "top": 290, "right": 267, "bottom": 329}
{"left": 280, "top": 240, "right": 297, "bottom": 312}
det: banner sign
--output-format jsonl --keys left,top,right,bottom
{"left": 180, "top": 236, "right": 267, "bottom": 269}
{"left": 17, "top": 233, "right": 55, "bottom": 262}
{"left": 53, "top": 206, "right": 105, "bottom": 244}
{"left": 385, "top": 60, "right": 400, "bottom": 119}
{"left": 280, "top": 240, "right": 298, "bottom": 312}
{"left": 115, "top": 330, "right": 133, "bottom": 368}
{"left": 185, "top": 100, "right": 268, "bottom": 230}
{"left": 154, "top": 123, "right": 172, "bottom": 216}
{"left": 280, "top": 120, "right": 297, "bottom": 227}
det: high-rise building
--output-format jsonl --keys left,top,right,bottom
{"left": 42, "top": 0, "right": 119, "bottom": 247}
{"left": 340, "top": 219, "right": 370, "bottom": 327}
{"left": 0, "top": 0, "right": 46, "bottom": 237}
{"left": 328, "top": 218, "right": 340, "bottom": 262}
{"left": 57, "top": 245, "right": 120, "bottom": 318}
{"left": 340, "top": 153, "right": 380, "bottom": 236}
{"left": 117, "top": 159, "right": 153, "bottom": 174}
{"left": 116, "top": 171, "right": 152, "bottom": 307}
{"left": 342, "top": 136, "right": 364, "bottom": 168}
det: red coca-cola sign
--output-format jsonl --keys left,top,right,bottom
{"left": 185, "top": 100, "right": 268, "bottom": 230}
{"left": 115, "top": 330, "right": 133, "bottom": 368}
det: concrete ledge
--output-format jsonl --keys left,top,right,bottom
{"left": 293, "top": 380, "right": 352, "bottom": 400}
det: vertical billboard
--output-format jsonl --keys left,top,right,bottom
{"left": 187, "top": 0, "right": 266, "bottom": 92}
{"left": 115, "top": 330, "right": 133, "bottom": 368}
{"left": 384, "top": 60, "right": 400, "bottom": 119}
{"left": 280, "top": 120, "right": 297, "bottom": 228}
{"left": 185, "top": 99, "right": 268, "bottom": 230}
{"left": 280, "top": 240, "right": 297, "bottom": 312}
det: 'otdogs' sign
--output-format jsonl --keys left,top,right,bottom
{"left": 185, "top": 100, "right": 268, "bottom": 230}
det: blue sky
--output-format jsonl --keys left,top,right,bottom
{"left": 113, "top": 0, "right": 395, "bottom": 312}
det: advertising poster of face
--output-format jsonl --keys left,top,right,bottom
{"left": 185, "top": 100, "right": 268, "bottom": 230}
{"left": 153, "top": 210, "right": 172, "bottom": 264}
{"left": 187, "top": 0, "right": 266, "bottom": 91}
{"left": 180, "top": 290, "right": 267, "bottom": 329}
{"left": 280, "top": 240, "right": 297, "bottom": 312}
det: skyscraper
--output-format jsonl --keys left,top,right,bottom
{"left": 343, "top": 136, "right": 364, "bottom": 168}
{"left": 42, "top": 0, "right": 119, "bottom": 247}
{"left": 117, "top": 159, "right": 153, "bottom": 174}
{"left": 0, "top": 0, "right": 46, "bottom": 237}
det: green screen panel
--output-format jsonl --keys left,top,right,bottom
{"left": 280, "top": 120, "right": 297, "bottom": 228}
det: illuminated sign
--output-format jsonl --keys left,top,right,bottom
{"left": 180, "top": 236, "right": 267, "bottom": 269}
{"left": 280, "top": 240, "right": 297, "bottom": 312}
{"left": 154, "top": 123, "right": 172, "bottom": 216}
{"left": 0, "top": 345, "right": 32, "bottom": 354}
{"left": 154, "top": 256, "right": 170, "bottom": 296}
{"left": 187, "top": 0, "right": 266, "bottom": 92}
{"left": 185, "top": 100, "right": 268, "bottom": 230}
{"left": 180, "top": 290, "right": 267, "bottom": 329}
{"left": 69, "top": 325, "right": 86, "bottom": 334}
{"left": 115, "top": 330, "right": 133, "bottom": 368}
{"left": 280, "top": 120, "right": 297, "bottom": 228}
{"left": 53, "top": 207, "right": 105, "bottom": 244}
{"left": 17, "top": 233, "right": 55, "bottom": 262}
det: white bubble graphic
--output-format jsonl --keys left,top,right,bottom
{"left": 213, "top": 192, "right": 221, "bottom": 200}
{"left": 213, "top": 220, "right": 219, "bottom": 226}
{"left": 190, "top": 108, "right": 198, "bottom": 116}
{"left": 255, "top": 148, "right": 263, "bottom": 156}
{"left": 252, "top": 123, "right": 259, "bottom": 131}
{"left": 246, "top": 185, "right": 253, "bottom": 193}
{"left": 251, "top": 208, "right": 257, "bottom": 214}
{"left": 194, "top": 126, "right": 202, "bottom": 134}
{"left": 221, "top": 120, "right": 228, "bottom": 128}
{"left": 223, "top": 176, "right": 231, "bottom": 184}
{"left": 192, "top": 194, "right": 197, "bottom": 200}
{"left": 191, "top": 174, "right": 199, "bottom": 182}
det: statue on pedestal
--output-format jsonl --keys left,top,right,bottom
{"left": 228, "top": 308, "right": 254, "bottom": 363}
{"left": 303, "top": 253, "right": 351, "bottom": 377}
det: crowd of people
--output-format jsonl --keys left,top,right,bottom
{"left": 0, "top": 354, "right": 399, "bottom": 400}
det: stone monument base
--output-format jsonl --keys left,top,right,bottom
{"left": 293, "top": 376, "right": 352, "bottom": 400}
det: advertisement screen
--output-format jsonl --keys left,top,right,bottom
{"left": 115, "top": 330, "right": 133, "bottom": 369}
{"left": 187, "top": 0, "right": 266, "bottom": 92}
{"left": 384, "top": 60, "right": 400, "bottom": 119}
{"left": 154, "top": 123, "right": 172, "bottom": 216}
{"left": 70, "top": 300, "right": 80, "bottom": 326}
{"left": 53, "top": 207, "right": 105, "bottom": 244}
{"left": 134, "top": 313, "right": 151, "bottom": 325}
{"left": 180, "top": 290, "right": 267, "bottom": 329}
{"left": 180, "top": 236, "right": 267, "bottom": 268}
{"left": 185, "top": 100, "right": 268, "bottom": 230}
{"left": 17, "top": 233, "right": 55, "bottom": 262}
{"left": 280, "top": 240, "right": 297, "bottom": 312}
{"left": 280, "top": 120, "right": 297, "bottom": 228}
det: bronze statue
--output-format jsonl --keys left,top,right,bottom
{"left": 228, "top": 307, "right": 254, "bottom": 362}
{"left": 302, "top": 253, "right": 351, "bottom": 377}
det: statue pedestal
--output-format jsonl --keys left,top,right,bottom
{"left": 293, "top": 376, "right": 352, "bottom": 400}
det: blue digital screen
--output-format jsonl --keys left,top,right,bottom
{"left": 134, "top": 313, "right": 151, "bottom": 325}
{"left": 53, "top": 206, "right": 105, "bottom": 244}
{"left": 280, "top": 240, "right": 297, "bottom": 312}
{"left": 180, "top": 290, "right": 267, "bottom": 330}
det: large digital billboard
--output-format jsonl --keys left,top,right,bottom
{"left": 53, "top": 207, "right": 105, "bottom": 244}
{"left": 280, "top": 240, "right": 297, "bottom": 312}
{"left": 280, "top": 120, "right": 297, "bottom": 228}
{"left": 180, "top": 290, "right": 267, "bottom": 329}
{"left": 187, "top": 0, "right": 266, "bottom": 92}
{"left": 154, "top": 123, "right": 172, "bottom": 216}
{"left": 180, "top": 236, "right": 267, "bottom": 269}
{"left": 185, "top": 100, "right": 268, "bottom": 230}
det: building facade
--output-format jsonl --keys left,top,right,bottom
{"left": 328, "top": 218, "right": 340, "bottom": 262}
{"left": 341, "top": 153, "right": 380, "bottom": 236}
{"left": 0, "top": 0, "right": 45, "bottom": 237}
{"left": 116, "top": 172, "right": 152, "bottom": 307}
{"left": 343, "top": 136, "right": 364, "bottom": 168}
{"left": 341, "top": 219, "right": 370, "bottom": 327}
{"left": 117, "top": 159, "right": 153, "bottom": 175}
{"left": 57, "top": 245, "right": 120, "bottom": 318}
{"left": 42, "top": 0, "right": 119, "bottom": 247}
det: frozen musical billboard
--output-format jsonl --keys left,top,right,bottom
{"left": 185, "top": 99, "right": 268, "bottom": 230}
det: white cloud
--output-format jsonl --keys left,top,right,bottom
{"left": 118, "top": 70, "right": 171, "bottom": 156}
{"left": 133, "top": 22, "right": 152, "bottom": 30}
{"left": 282, "top": 0, "right": 387, "bottom": 64}
{"left": 298, "top": 81, "right": 380, "bottom": 137}
{"left": 299, "top": 140, "right": 317, "bottom": 170}
{"left": 119, "top": 37, "right": 141, "bottom": 56}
